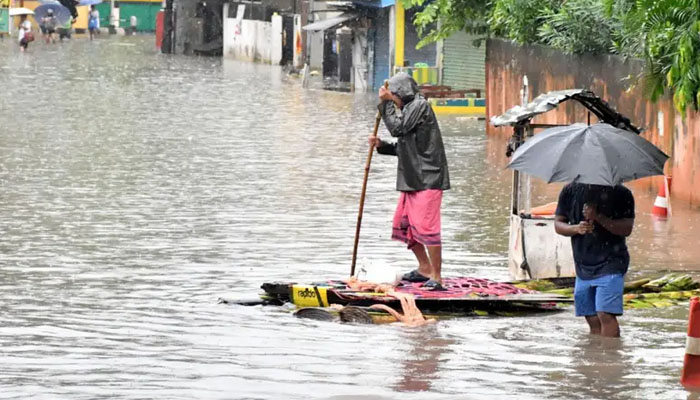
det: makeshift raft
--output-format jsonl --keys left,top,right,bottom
{"left": 227, "top": 277, "right": 574, "bottom": 318}
{"left": 220, "top": 273, "right": 698, "bottom": 324}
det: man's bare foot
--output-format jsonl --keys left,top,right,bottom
{"left": 417, "top": 265, "right": 431, "bottom": 276}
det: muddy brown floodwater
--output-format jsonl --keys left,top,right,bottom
{"left": 0, "top": 36, "right": 698, "bottom": 399}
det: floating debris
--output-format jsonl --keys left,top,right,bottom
{"left": 515, "top": 273, "right": 700, "bottom": 309}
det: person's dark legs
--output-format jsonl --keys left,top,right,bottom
{"left": 410, "top": 244, "right": 432, "bottom": 277}
{"left": 598, "top": 312, "right": 620, "bottom": 337}
{"left": 585, "top": 315, "right": 602, "bottom": 335}
{"left": 427, "top": 245, "right": 442, "bottom": 283}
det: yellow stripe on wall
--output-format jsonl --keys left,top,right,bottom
{"left": 432, "top": 105, "right": 486, "bottom": 116}
{"left": 394, "top": 0, "right": 404, "bottom": 68}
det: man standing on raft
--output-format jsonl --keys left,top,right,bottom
{"left": 369, "top": 72, "right": 450, "bottom": 290}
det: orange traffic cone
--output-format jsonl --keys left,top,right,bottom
{"left": 682, "top": 298, "right": 700, "bottom": 390}
{"left": 651, "top": 176, "right": 672, "bottom": 218}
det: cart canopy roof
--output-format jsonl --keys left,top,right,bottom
{"left": 490, "top": 89, "right": 640, "bottom": 134}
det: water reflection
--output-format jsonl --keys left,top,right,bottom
{"left": 395, "top": 328, "right": 455, "bottom": 392}
{"left": 567, "top": 336, "right": 632, "bottom": 399}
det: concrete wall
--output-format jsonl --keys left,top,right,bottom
{"left": 352, "top": 27, "right": 369, "bottom": 92}
{"left": 174, "top": 0, "right": 202, "bottom": 55}
{"left": 223, "top": 4, "right": 282, "bottom": 63}
{"left": 486, "top": 38, "right": 700, "bottom": 207}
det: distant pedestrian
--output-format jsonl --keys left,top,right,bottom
{"left": 555, "top": 183, "right": 635, "bottom": 338}
{"left": 129, "top": 15, "right": 137, "bottom": 35}
{"left": 88, "top": 5, "right": 100, "bottom": 40}
{"left": 18, "top": 17, "right": 33, "bottom": 52}
{"left": 40, "top": 9, "right": 58, "bottom": 44}
{"left": 58, "top": 19, "right": 72, "bottom": 41}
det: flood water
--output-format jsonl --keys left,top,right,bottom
{"left": 1, "top": 36, "right": 698, "bottom": 399}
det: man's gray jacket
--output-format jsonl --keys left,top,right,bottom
{"left": 376, "top": 73, "right": 450, "bottom": 192}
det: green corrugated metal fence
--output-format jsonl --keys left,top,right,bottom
{"left": 118, "top": 3, "right": 161, "bottom": 31}
{"left": 95, "top": 3, "right": 110, "bottom": 27}
{"left": 95, "top": 2, "right": 161, "bottom": 31}
{"left": 442, "top": 32, "right": 485, "bottom": 93}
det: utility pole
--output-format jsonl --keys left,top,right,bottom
{"left": 161, "top": 0, "right": 173, "bottom": 53}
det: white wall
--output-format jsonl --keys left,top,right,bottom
{"left": 352, "top": 28, "right": 369, "bottom": 92}
{"left": 223, "top": 8, "right": 281, "bottom": 64}
{"left": 271, "top": 15, "right": 283, "bottom": 65}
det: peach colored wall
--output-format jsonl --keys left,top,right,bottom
{"left": 486, "top": 39, "right": 700, "bottom": 207}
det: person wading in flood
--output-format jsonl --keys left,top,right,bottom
{"left": 368, "top": 72, "right": 450, "bottom": 290}
{"left": 555, "top": 183, "right": 635, "bottom": 337}
{"left": 40, "top": 9, "right": 58, "bottom": 44}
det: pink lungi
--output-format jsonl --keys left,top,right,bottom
{"left": 391, "top": 189, "right": 443, "bottom": 248}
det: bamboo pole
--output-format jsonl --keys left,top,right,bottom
{"left": 351, "top": 82, "right": 389, "bottom": 277}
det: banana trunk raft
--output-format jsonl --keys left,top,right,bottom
{"left": 512, "top": 273, "right": 700, "bottom": 309}
{"left": 220, "top": 277, "right": 574, "bottom": 324}
{"left": 220, "top": 273, "right": 700, "bottom": 324}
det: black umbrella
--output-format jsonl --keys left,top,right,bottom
{"left": 506, "top": 123, "right": 668, "bottom": 186}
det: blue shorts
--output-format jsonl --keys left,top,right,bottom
{"left": 574, "top": 274, "right": 624, "bottom": 317}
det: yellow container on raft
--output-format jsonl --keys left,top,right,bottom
{"left": 291, "top": 285, "right": 329, "bottom": 308}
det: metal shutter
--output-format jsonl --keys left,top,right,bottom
{"left": 442, "top": 32, "right": 485, "bottom": 92}
{"left": 372, "top": 10, "right": 390, "bottom": 90}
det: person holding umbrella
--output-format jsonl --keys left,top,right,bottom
{"left": 554, "top": 183, "right": 634, "bottom": 337}
{"left": 368, "top": 72, "right": 450, "bottom": 290}
{"left": 17, "top": 15, "right": 34, "bottom": 51}
{"left": 40, "top": 8, "right": 58, "bottom": 44}
{"left": 506, "top": 122, "right": 669, "bottom": 337}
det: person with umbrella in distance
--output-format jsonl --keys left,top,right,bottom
{"left": 17, "top": 15, "right": 34, "bottom": 52}
{"left": 368, "top": 72, "right": 450, "bottom": 290}
{"left": 40, "top": 8, "right": 58, "bottom": 44}
{"left": 507, "top": 122, "right": 668, "bottom": 337}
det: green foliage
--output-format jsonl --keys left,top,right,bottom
{"left": 490, "top": 0, "right": 556, "bottom": 45}
{"left": 404, "top": 0, "right": 700, "bottom": 114}
{"left": 537, "top": 0, "right": 615, "bottom": 55}
{"left": 628, "top": 0, "right": 700, "bottom": 113}
{"left": 401, "top": 0, "right": 489, "bottom": 48}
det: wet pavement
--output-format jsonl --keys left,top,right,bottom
{"left": 0, "top": 35, "right": 698, "bottom": 399}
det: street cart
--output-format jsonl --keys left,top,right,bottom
{"left": 491, "top": 88, "right": 641, "bottom": 280}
